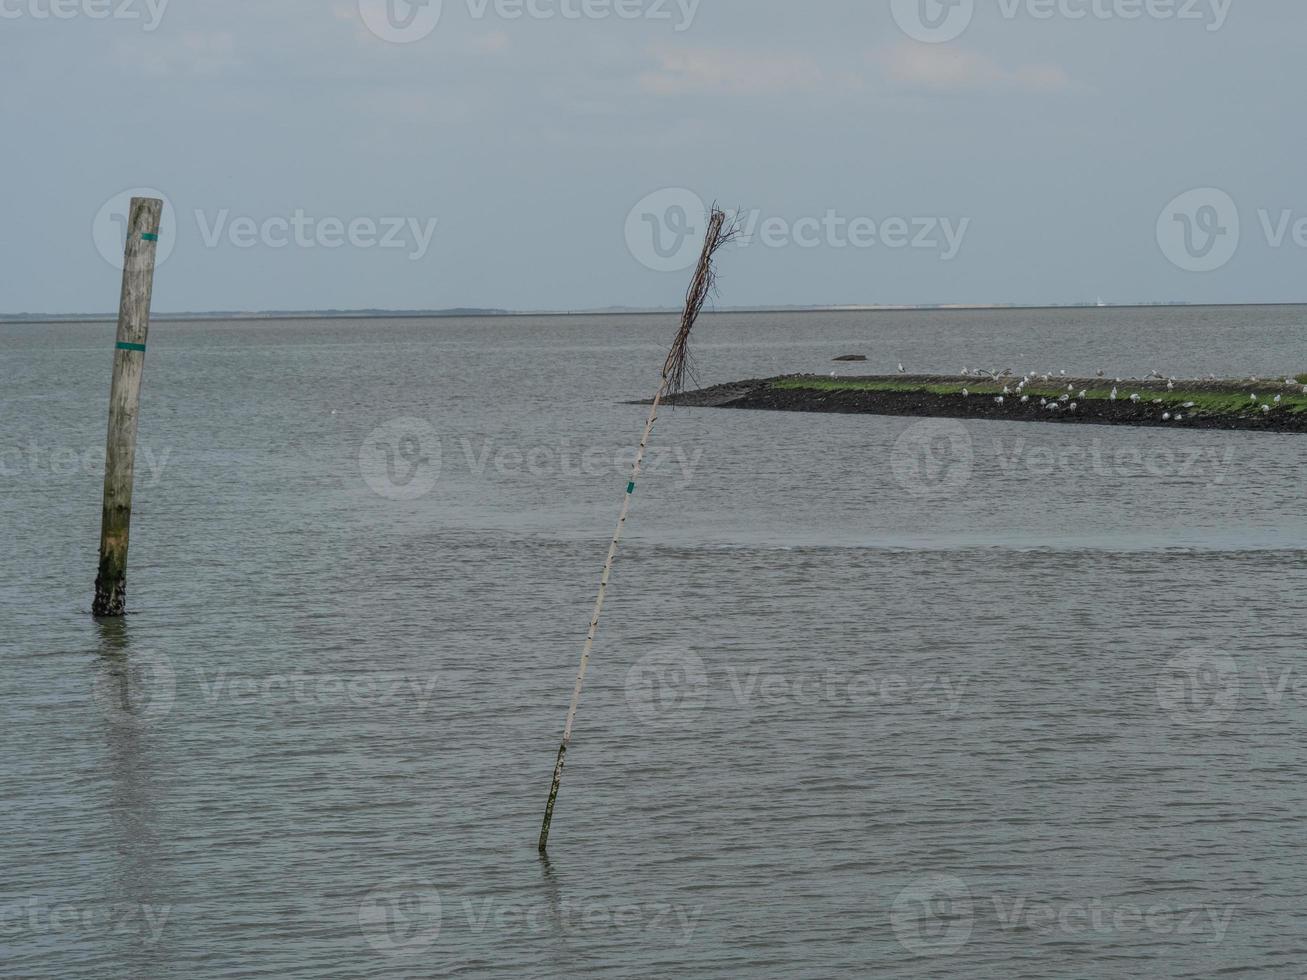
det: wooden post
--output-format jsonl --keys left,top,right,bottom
{"left": 93, "top": 197, "right": 162, "bottom": 618}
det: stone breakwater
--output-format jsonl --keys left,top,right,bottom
{"left": 659, "top": 375, "right": 1307, "bottom": 433}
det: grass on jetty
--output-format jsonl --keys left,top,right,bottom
{"left": 774, "top": 377, "right": 1307, "bottom": 414}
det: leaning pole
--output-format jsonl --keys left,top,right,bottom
{"left": 537, "top": 206, "right": 735, "bottom": 853}
{"left": 93, "top": 197, "right": 162, "bottom": 618}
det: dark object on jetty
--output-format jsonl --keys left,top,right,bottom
{"left": 93, "top": 198, "right": 163, "bottom": 617}
{"left": 664, "top": 375, "right": 1307, "bottom": 433}
{"left": 833, "top": 354, "right": 868, "bottom": 362}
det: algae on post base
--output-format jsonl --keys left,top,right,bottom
{"left": 93, "top": 522, "right": 131, "bottom": 617}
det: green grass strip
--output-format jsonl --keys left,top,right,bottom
{"left": 773, "top": 377, "right": 1307, "bottom": 415}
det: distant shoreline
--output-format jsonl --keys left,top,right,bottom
{"left": 4, "top": 301, "right": 1307, "bottom": 326}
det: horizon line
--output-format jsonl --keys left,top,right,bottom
{"left": 4, "top": 300, "right": 1304, "bottom": 325}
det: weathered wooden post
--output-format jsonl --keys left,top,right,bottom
{"left": 93, "top": 197, "right": 162, "bottom": 618}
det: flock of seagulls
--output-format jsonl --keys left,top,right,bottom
{"left": 867, "top": 363, "right": 1306, "bottom": 424}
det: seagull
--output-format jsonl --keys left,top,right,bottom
{"left": 1275, "top": 394, "right": 1283, "bottom": 403}
{"left": 898, "top": 363, "right": 905, "bottom": 374}
{"left": 962, "top": 388, "right": 970, "bottom": 398}
{"left": 1060, "top": 394, "right": 1070, "bottom": 403}
{"left": 1110, "top": 388, "right": 1118, "bottom": 401}
{"left": 1262, "top": 404, "right": 1272, "bottom": 414}
{"left": 1079, "top": 390, "right": 1088, "bottom": 399}
{"left": 1183, "top": 402, "right": 1196, "bottom": 409}
{"left": 995, "top": 396, "right": 1005, "bottom": 405}
{"left": 1163, "top": 412, "right": 1171, "bottom": 421}
{"left": 1176, "top": 414, "right": 1184, "bottom": 421}
{"left": 1167, "top": 381, "right": 1175, "bottom": 391}
{"left": 1251, "top": 393, "right": 1258, "bottom": 402}
{"left": 1060, "top": 370, "right": 1067, "bottom": 377}
{"left": 1069, "top": 402, "right": 1078, "bottom": 411}
{"left": 961, "top": 368, "right": 970, "bottom": 377}
{"left": 1096, "top": 370, "right": 1105, "bottom": 378}
{"left": 1130, "top": 393, "right": 1141, "bottom": 403}
{"left": 1021, "top": 395, "right": 1030, "bottom": 403}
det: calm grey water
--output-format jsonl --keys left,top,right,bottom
{"left": 3, "top": 307, "right": 1307, "bottom": 978}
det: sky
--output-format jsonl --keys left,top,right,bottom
{"left": 2, "top": 0, "right": 1305, "bottom": 314}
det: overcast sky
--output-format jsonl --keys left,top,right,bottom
{"left": 2, "top": 0, "right": 1304, "bottom": 314}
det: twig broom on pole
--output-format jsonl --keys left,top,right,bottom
{"left": 538, "top": 206, "right": 736, "bottom": 854}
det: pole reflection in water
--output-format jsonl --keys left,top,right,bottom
{"left": 92, "top": 619, "right": 174, "bottom": 964}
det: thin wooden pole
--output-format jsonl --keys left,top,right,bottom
{"left": 538, "top": 208, "right": 732, "bottom": 854}
{"left": 93, "top": 197, "right": 163, "bottom": 618}
{"left": 537, "top": 384, "right": 668, "bottom": 853}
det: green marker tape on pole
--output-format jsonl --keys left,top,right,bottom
{"left": 141, "top": 233, "right": 159, "bottom": 242}
{"left": 116, "top": 341, "right": 146, "bottom": 352}
{"left": 627, "top": 482, "right": 636, "bottom": 494}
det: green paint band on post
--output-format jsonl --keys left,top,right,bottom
{"left": 627, "top": 482, "right": 636, "bottom": 494}
{"left": 116, "top": 342, "right": 146, "bottom": 353}
{"left": 141, "top": 233, "right": 159, "bottom": 242}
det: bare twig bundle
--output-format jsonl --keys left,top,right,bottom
{"left": 537, "top": 204, "right": 735, "bottom": 854}
{"left": 663, "top": 207, "right": 739, "bottom": 396}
